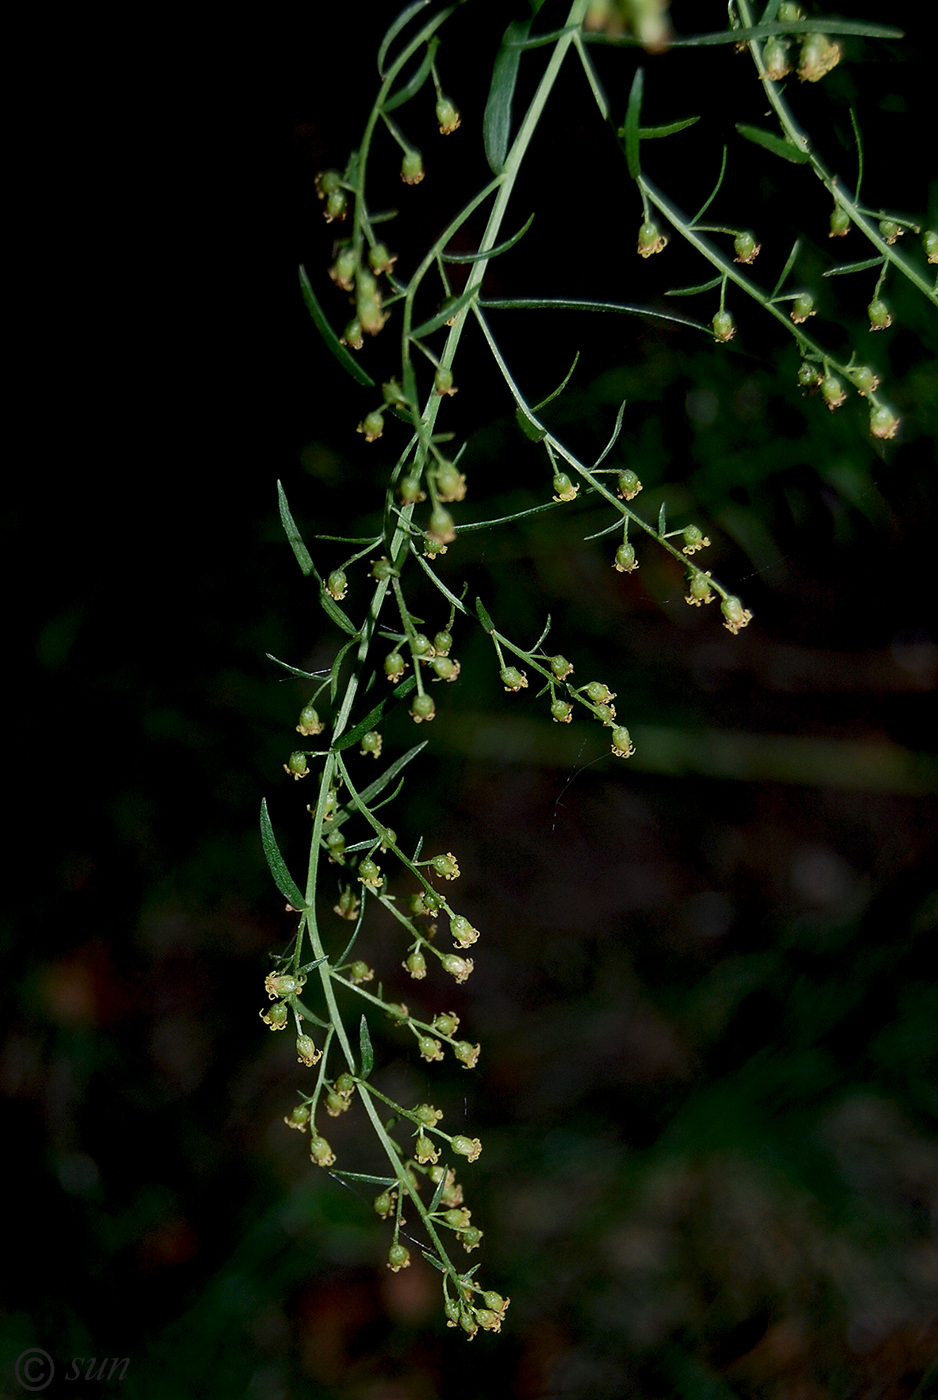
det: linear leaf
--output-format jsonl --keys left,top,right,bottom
{"left": 442, "top": 212, "right": 535, "bottom": 264}
{"left": 359, "top": 1014, "right": 374, "bottom": 1079}
{"left": 298, "top": 265, "right": 376, "bottom": 388}
{"left": 265, "top": 652, "right": 326, "bottom": 681}
{"left": 823, "top": 256, "right": 885, "bottom": 277}
{"left": 484, "top": 18, "right": 532, "bottom": 173}
{"left": 476, "top": 598, "right": 495, "bottom": 633}
{"left": 689, "top": 146, "right": 728, "bottom": 225}
{"left": 624, "top": 68, "right": 644, "bottom": 180}
{"left": 331, "top": 676, "right": 419, "bottom": 753}
{"left": 260, "top": 799, "right": 307, "bottom": 908}
{"left": 330, "top": 636, "right": 359, "bottom": 705}
{"left": 277, "top": 480, "right": 316, "bottom": 577}
{"left": 410, "top": 283, "right": 478, "bottom": 340}
{"left": 586, "top": 18, "right": 903, "bottom": 46}
{"left": 320, "top": 590, "right": 359, "bottom": 637}
{"left": 594, "top": 401, "right": 627, "bottom": 468}
{"left": 516, "top": 406, "right": 546, "bottom": 441}
{"left": 736, "top": 123, "right": 809, "bottom": 164}
{"left": 382, "top": 38, "right": 438, "bottom": 113}
{"left": 331, "top": 1170, "right": 397, "bottom": 1186}
{"left": 664, "top": 275, "right": 723, "bottom": 297}
{"left": 377, "top": 0, "right": 429, "bottom": 75}
{"left": 636, "top": 115, "right": 700, "bottom": 139}
{"left": 480, "top": 297, "right": 703, "bottom": 330}
{"left": 533, "top": 350, "right": 580, "bottom": 412}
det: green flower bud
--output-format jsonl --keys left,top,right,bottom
{"left": 264, "top": 971, "right": 305, "bottom": 999}
{"left": 374, "top": 1189, "right": 395, "bottom": 1218}
{"left": 433, "top": 630, "right": 453, "bottom": 656}
{"left": 315, "top": 169, "right": 342, "bottom": 199}
{"left": 821, "top": 373, "right": 846, "bottom": 410}
{"left": 594, "top": 703, "right": 616, "bottom": 725}
{"left": 637, "top": 220, "right": 667, "bottom": 257}
{"left": 685, "top": 570, "right": 714, "bottom": 606}
{"left": 284, "top": 751, "right": 309, "bottom": 780}
{"left": 867, "top": 298, "right": 892, "bottom": 331}
{"left": 410, "top": 692, "right": 436, "bottom": 724}
{"left": 790, "top": 292, "right": 815, "bottom": 324}
{"left": 586, "top": 681, "right": 615, "bottom": 704}
{"left": 359, "top": 730, "right": 382, "bottom": 760}
{"left": 611, "top": 726, "right": 635, "bottom": 758}
{"left": 829, "top": 207, "right": 851, "bottom": 238}
{"left": 923, "top": 230, "right": 938, "bottom": 264}
{"left": 433, "top": 1010, "right": 460, "bottom": 1036}
{"left": 613, "top": 541, "right": 638, "bottom": 573}
{"left": 400, "top": 474, "right": 425, "bottom": 504}
{"left": 450, "top": 916, "right": 479, "bottom": 947}
{"left": 712, "top": 309, "right": 735, "bottom": 342}
{"left": 285, "top": 1102, "right": 310, "bottom": 1130}
{"left": 325, "top": 1091, "right": 349, "bottom": 1117}
{"left": 441, "top": 954, "right": 473, "bottom": 983}
{"left": 414, "top": 1134, "right": 439, "bottom": 1164}
{"left": 368, "top": 242, "right": 397, "bottom": 274}
{"left": 778, "top": 2, "right": 802, "bottom": 19}
{"left": 296, "top": 703, "right": 324, "bottom": 737}
{"left": 461, "top": 1226, "right": 483, "bottom": 1251}
{"left": 296, "top": 1036, "right": 320, "bottom": 1067}
{"left": 260, "top": 1001, "right": 289, "bottom": 1029}
{"left": 443, "top": 1207, "right": 471, "bottom": 1229}
{"left": 797, "top": 361, "right": 823, "bottom": 390}
{"left": 451, "top": 1135, "right": 482, "bottom": 1161}
{"left": 550, "top": 654, "right": 573, "bottom": 679}
{"left": 682, "top": 525, "right": 710, "bottom": 555}
{"left": 428, "top": 505, "right": 457, "bottom": 545}
{"left": 454, "top": 1040, "right": 480, "bottom": 1068}
{"left": 415, "top": 1103, "right": 443, "bottom": 1126}
{"left": 349, "top": 960, "right": 374, "bottom": 984}
{"left": 335, "top": 1073, "right": 355, "bottom": 1096}
{"left": 500, "top": 666, "right": 528, "bottom": 692}
{"left": 721, "top": 595, "right": 753, "bottom": 634}
{"left": 483, "top": 1291, "right": 509, "bottom": 1316}
{"left": 878, "top": 219, "right": 903, "bottom": 245}
{"left": 552, "top": 472, "right": 578, "bottom": 502}
{"left": 309, "top": 1134, "right": 336, "bottom": 1166}
{"left": 329, "top": 245, "right": 357, "bottom": 289}
{"left": 436, "top": 94, "right": 461, "bottom": 135}
{"left": 371, "top": 557, "right": 394, "bottom": 580}
{"left": 617, "top": 469, "right": 642, "bottom": 499}
{"left": 761, "top": 35, "right": 792, "bottom": 81}
{"left": 358, "top": 857, "right": 382, "bottom": 889}
{"left": 401, "top": 149, "right": 424, "bottom": 185}
{"left": 357, "top": 410, "right": 384, "bottom": 443}
{"left": 430, "top": 852, "right": 460, "bottom": 880}
{"left": 434, "top": 367, "right": 457, "bottom": 396}
{"left": 324, "top": 189, "right": 347, "bottom": 223}
{"left": 325, "top": 569, "right": 348, "bottom": 601}
{"left": 405, "top": 949, "right": 427, "bottom": 979}
{"left": 733, "top": 231, "right": 760, "bottom": 264}
{"left": 849, "top": 365, "right": 880, "bottom": 397}
{"left": 869, "top": 404, "right": 899, "bottom": 440}
{"left": 341, "top": 318, "right": 364, "bottom": 350}
{"left": 384, "top": 650, "right": 406, "bottom": 682}
{"left": 387, "top": 1242, "right": 410, "bottom": 1271}
{"left": 475, "top": 1307, "right": 500, "bottom": 1331}
{"left": 798, "top": 32, "right": 841, "bottom": 82}
{"left": 418, "top": 1035, "right": 444, "bottom": 1061}
{"left": 551, "top": 699, "right": 573, "bottom": 723}
{"left": 436, "top": 462, "right": 466, "bottom": 502}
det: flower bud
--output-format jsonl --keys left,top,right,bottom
{"left": 430, "top": 852, "right": 460, "bottom": 880}
{"left": 869, "top": 404, "right": 899, "bottom": 440}
{"left": 334, "top": 887, "right": 360, "bottom": 921}
{"left": 442, "top": 954, "right": 474, "bottom": 983}
{"left": 358, "top": 294, "right": 388, "bottom": 336}
{"left": 418, "top": 1035, "right": 444, "bottom": 1061}
{"left": 681, "top": 525, "right": 710, "bottom": 555}
{"left": 324, "top": 189, "right": 347, "bottom": 223}
{"left": 265, "top": 971, "right": 305, "bottom": 999}
{"left": 761, "top": 36, "right": 792, "bottom": 80}
{"left": 436, "top": 462, "right": 466, "bottom": 502}
{"left": 325, "top": 1090, "right": 350, "bottom": 1117}
{"left": 399, "top": 474, "right": 425, "bottom": 504}
{"left": 401, "top": 150, "right": 424, "bottom": 185}
{"left": 849, "top": 365, "right": 880, "bottom": 397}
{"left": 386, "top": 1002, "right": 409, "bottom": 1021}
{"left": 790, "top": 292, "right": 815, "bottom": 324}
{"left": 475, "top": 1307, "right": 501, "bottom": 1331}
{"left": 586, "top": 681, "right": 615, "bottom": 704}
{"left": 798, "top": 33, "right": 841, "bottom": 82}
{"left": 315, "top": 169, "right": 342, "bottom": 200}
{"left": 414, "top": 1133, "right": 439, "bottom": 1164}
{"left": 329, "top": 245, "right": 357, "bottom": 290}
{"left": 451, "top": 1135, "right": 482, "bottom": 1162}
{"left": 374, "top": 1189, "right": 396, "bottom": 1218}
{"left": 617, "top": 469, "right": 642, "bottom": 500}
{"left": 461, "top": 1226, "right": 483, "bottom": 1251}
{"left": 434, "top": 367, "right": 457, "bottom": 396}
{"left": 450, "top": 916, "right": 479, "bottom": 947}
{"left": 433, "top": 1011, "right": 460, "bottom": 1036}
{"left": 384, "top": 650, "right": 406, "bottom": 682}
{"left": 405, "top": 949, "right": 427, "bottom": 979}
{"left": 878, "top": 220, "right": 903, "bottom": 245}
{"left": 431, "top": 656, "right": 460, "bottom": 682}
{"left": 325, "top": 570, "right": 347, "bottom": 602}
{"left": 260, "top": 1002, "right": 289, "bottom": 1029}
{"left": 341, "top": 318, "right": 364, "bottom": 350}
{"left": 797, "top": 360, "right": 822, "bottom": 390}
{"left": 550, "top": 654, "right": 573, "bottom": 679}
{"left": 349, "top": 960, "right": 374, "bottom": 984}
{"left": 436, "top": 94, "right": 461, "bottom": 135}
{"left": 371, "top": 557, "right": 394, "bottom": 581}
{"left": 427, "top": 503, "right": 457, "bottom": 546}
{"left": 685, "top": 570, "right": 714, "bottom": 606}
{"left": 551, "top": 699, "right": 573, "bottom": 723}
{"left": 433, "top": 630, "right": 453, "bottom": 656}
{"left": 721, "top": 595, "right": 753, "bottom": 634}
{"left": 410, "top": 693, "right": 436, "bottom": 724}
{"left": 309, "top": 1134, "right": 336, "bottom": 1167}
{"left": 296, "top": 1036, "right": 321, "bottom": 1067}
{"left": 357, "top": 411, "right": 384, "bottom": 443}
{"left": 360, "top": 730, "right": 382, "bottom": 760}
{"left": 500, "top": 666, "right": 528, "bottom": 692}
{"left": 454, "top": 1040, "right": 480, "bottom": 1069}
{"left": 614, "top": 541, "right": 638, "bottom": 573}
{"left": 368, "top": 242, "right": 397, "bottom": 274}
{"left": 387, "top": 1242, "right": 411, "bottom": 1271}
{"left": 637, "top": 220, "right": 667, "bottom": 257}
{"left": 712, "top": 310, "right": 735, "bottom": 342}
{"left": 733, "top": 231, "right": 760, "bottom": 264}
{"left": 594, "top": 703, "right": 616, "bottom": 725}
{"left": 829, "top": 207, "right": 851, "bottom": 238}
{"left": 415, "top": 1103, "right": 443, "bottom": 1127}
{"left": 483, "top": 1291, "right": 509, "bottom": 1318}
{"left": 778, "top": 2, "right": 801, "bottom": 18}
{"left": 284, "top": 1102, "right": 310, "bottom": 1130}
{"left": 551, "top": 472, "right": 578, "bottom": 502}
{"left": 821, "top": 373, "right": 846, "bottom": 410}
{"left": 611, "top": 726, "right": 635, "bottom": 758}
{"left": 284, "top": 751, "right": 309, "bottom": 780}
{"left": 358, "top": 857, "right": 383, "bottom": 889}
{"left": 867, "top": 298, "right": 892, "bottom": 331}
{"left": 923, "top": 230, "right": 938, "bottom": 264}
{"left": 296, "top": 703, "right": 324, "bottom": 737}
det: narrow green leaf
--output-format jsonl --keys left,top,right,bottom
{"left": 689, "top": 146, "right": 728, "bottom": 225}
{"left": 331, "top": 1170, "right": 397, "bottom": 1186}
{"left": 298, "top": 265, "right": 376, "bottom": 388}
{"left": 265, "top": 652, "right": 325, "bottom": 681}
{"left": 330, "top": 636, "right": 359, "bottom": 705}
{"left": 480, "top": 297, "right": 703, "bottom": 331}
{"left": 357, "top": 739, "right": 427, "bottom": 810}
{"left": 259, "top": 799, "right": 307, "bottom": 909}
{"left": 664, "top": 275, "right": 723, "bottom": 297}
{"left": 476, "top": 598, "right": 495, "bottom": 633}
{"left": 533, "top": 350, "right": 580, "bottom": 412}
{"left": 442, "top": 212, "right": 535, "bottom": 264}
{"left": 331, "top": 676, "right": 419, "bottom": 753}
{"left": 484, "top": 19, "right": 531, "bottom": 173}
{"left": 377, "top": 0, "right": 429, "bottom": 76}
{"left": 382, "top": 37, "right": 438, "bottom": 113}
{"left": 586, "top": 18, "right": 903, "bottom": 46}
{"left": 657, "top": 503, "right": 667, "bottom": 536}
{"left": 292, "top": 998, "right": 330, "bottom": 1030}
{"left": 359, "top": 1014, "right": 375, "bottom": 1079}
{"left": 516, "top": 406, "right": 546, "bottom": 442}
{"left": 823, "top": 256, "right": 885, "bottom": 277}
{"left": 636, "top": 115, "right": 700, "bottom": 139}
{"left": 594, "top": 401, "right": 627, "bottom": 468}
{"left": 736, "top": 123, "right": 809, "bottom": 165}
{"left": 320, "top": 590, "right": 359, "bottom": 637}
{"left": 402, "top": 357, "right": 418, "bottom": 409}
{"left": 409, "top": 283, "right": 478, "bottom": 340}
{"left": 770, "top": 238, "right": 802, "bottom": 299}
{"left": 429, "top": 1170, "right": 449, "bottom": 1212}
{"left": 624, "top": 68, "right": 644, "bottom": 180}
{"left": 277, "top": 481, "right": 316, "bottom": 577}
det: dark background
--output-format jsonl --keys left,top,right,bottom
{"left": 6, "top": 2, "right": 938, "bottom": 1397}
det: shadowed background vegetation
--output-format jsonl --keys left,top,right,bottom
{"left": 6, "top": 2, "right": 937, "bottom": 1396}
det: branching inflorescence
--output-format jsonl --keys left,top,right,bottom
{"left": 260, "top": 0, "right": 934, "bottom": 1336}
